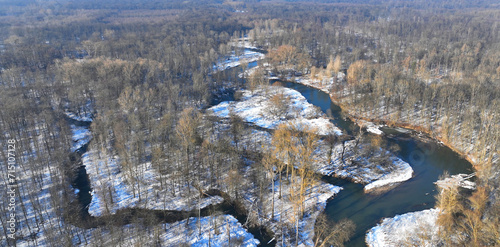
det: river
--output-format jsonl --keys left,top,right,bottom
{"left": 70, "top": 47, "right": 473, "bottom": 246}
{"left": 67, "top": 116, "right": 276, "bottom": 246}
{"left": 280, "top": 81, "right": 474, "bottom": 246}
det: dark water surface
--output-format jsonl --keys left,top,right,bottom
{"left": 71, "top": 51, "right": 472, "bottom": 246}
{"left": 281, "top": 81, "right": 473, "bottom": 247}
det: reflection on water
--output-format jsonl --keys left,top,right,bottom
{"left": 283, "top": 81, "right": 473, "bottom": 247}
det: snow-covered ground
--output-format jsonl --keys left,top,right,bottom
{"left": 365, "top": 172, "right": 477, "bottom": 246}
{"left": 358, "top": 119, "right": 384, "bottom": 135}
{"left": 241, "top": 178, "right": 342, "bottom": 246}
{"left": 229, "top": 39, "right": 260, "bottom": 50}
{"left": 434, "top": 173, "right": 476, "bottom": 190}
{"left": 209, "top": 84, "right": 412, "bottom": 192}
{"left": 0, "top": 114, "right": 84, "bottom": 246}
{"left": 214, "top": 49, "right": 265, "bottom": 71}
{"left": 294, "top": 69, "right": 499, "bottom": 166}
{"left": 209, "top": 85, "right": 343, "bottom": 136}
{"left": 294, "top": 76, "right": 334, "bottom": 94}
{"left": 291, "top": 71, "right": 345, "bottom": 94}
{"left": 365, "top": 208, "right": 441, "bottom": 247}
{"left": 316, "top": 140, "right": 413, "bottom": 192}
{"left": 363, "top": 157, "right": 413, "bottom": 192}
{"left": 283, "top": 73, "right": 414, "bottom": 192}
{"left": 64, "top": 102, "right": 93, "bottom": 122}
{"left": 205, "top": 122, "right": 342, "bottom": 246}
{"left": 65, "top": 111, "right": 93, "bottom": 122}
{"left": 161, "top": 215, "right": 259, "bottom": 247}
{"left": 73, "top": 215, "right": 259, "bottom": 247}
{"left": 82, "top": 149, "right": 224, "bottom": 216}
{"left": 68, "top": 109, "right": 225, "bottom": 216}
{"left": 70, "top": 125, "right": 92, "bottom": 152}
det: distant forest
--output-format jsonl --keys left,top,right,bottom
{"left": 0, "top": 0, "right": 498, "bottom": 246}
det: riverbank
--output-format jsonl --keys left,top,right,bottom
{"left": 69, "top": 88, "right": 341, "bottom": 246}
{"left": 209, "top": 85, "right": 414, "bottom": 193}
{"left": 290, "top": 75, "right": 479, "bottom": 168}
{"left": 365, "top": 208, "right": 441, "bottom": 247}
{"left": 67, "top": 112, "right": 273, "bottom": 246}
{"left": 281, "top": 79, "right": 474, "bottom": 247}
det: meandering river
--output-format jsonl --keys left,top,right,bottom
{"left": 280, "top": 81, "right": 473, "bottom": 246}
{"left": 70, "top": 48, "right": 473, "bottom": 246}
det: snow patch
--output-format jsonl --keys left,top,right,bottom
{"left": 209, "top": 86, "right": 343, "bottom": 136}
{"left": 364, "top": 157, "right": 413, "bottom": 192}
{"left": 366, "top": 208, "right": 441, "bottom": 247}
{"left": 315, "top": 140, "right": 413, "bottom": 191}
{"left": 214, "top": 49, "right": 265, "bottom": 71}
{"left": 83, "top": 150, "right": 224, "bottom": 216}
{"left": 435, "top": 173, "right": 476, "bottom": 190}
{"left": 161, "top": 215, "right": 259, "bottom": 247}
{"left": 70, "top": 125, "right": 92, "bottom": 152}
{"left": 241, "top": 178, "right": 341, "bottom": 246}
{"left": 358, "top": 120, "right": 384, "bottom": 135}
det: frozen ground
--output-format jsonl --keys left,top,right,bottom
{"left": 214, "top": 49, "right": 265, "bottom": 71}
{"left": 241, "top": 178, "right": 342, "bottom": 246}
{"left": 358, "top": 119, "right": 384, "bottom": 135}
{"left": 69, "top": 110, "right": 224, "bottom": 216}
{"left": 209, "top": 84, "right": 412, "bottom": 192}
{"left": 287, "top": 74, "right": 414, "bottom": 191}
{"left": 365, "top": 171, "right": 477, "bottom": 246}
{"left": 295, "top": 70, "right": 499, "bottom": 166}
{"left": 209, "top": 85, "right": 343, "bottom": 136}
{"left": 0, "top": 119, "right": 82, "bottom": 246}
{"left": 64, "top": 102, "right": 93, "bottom": 122}
{"left": 161, "top": 215, "right": 259, "bottom": 247}
{"left": 363, "top": 157, "right": 413, "bottom": 192}
{"left": 366, "top": 208, "right": 441, "bottom": 247}
{"left": 229, "top": 39, "right": 260, "bottom": 50}
{"left": 65, "top": 111, "right": 93, "bottom": 122}
{"left": 70, "top": 125, "right": 92, "bottom": 152}
{"left": 434, "top": 173, "right": 476, "bottom": 190}
{"left": 316, "top": 140, "right": 413, "bottom": 192}
{"left": 83, "top": 149, "right": 224, "bottom": 216}
{"left": 73, "top": 215, "right": 259, "bottom": 247}
{"left": 294, "top": 77, "right": 334, "bottom": 94}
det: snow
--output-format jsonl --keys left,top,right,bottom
{"left": 394, "top": 127, "right": 412, "bottom": 133}
{"left": 366, "top": 208, "right": 441, "bottom": 247}
{"left": 209, "top": 86, "right": 343, "bottom": 136}
{"left": 366, "top": 126, "right": 384, "bottom": 135}
{"left": 214, "top": 49, "right": 265, "bottom": 71}
{"left": 296, "top": 68, "right": 495, "bottom": 166}
{"left": 358, "top": 120, "right": 384, "bottom": 135}
{"left": 70, "top": 215, "right": 259, "bottom": 247}
{"left": 0, "top": 121, "right": 85, "bottom": 246}
{"left": 83, "top": 149, "right": 224, "bottom": 216}
{"left": 435, "top": 173, "right": 476, "bottom": 190}
{"left": 292, "top": 71, "right": 345, "bottom": 95}
{"left": 70, "top": 125, "right": 92, "bottom": 151}
{"left": 315, "top": 140, "right": 414, "bottom": 192}
{"left": 209, "top": 84, "right": 412, "bottom": 192}
{"left": 275, "top": 74, "right": 415, "bottom": 191}
{"left": 229, "top": 39, "right": 260, "bottom": 50}
{"left": 2, "top": 154, "right": 76, "bottom": 247}
{"left": 160, "top": 215, "right": 259, "bottom": 247}
{"left": 294, "top": 77, "right": 333, "bottom": 94}
{"left": 241, "top": 176, "right": 342, "bottom": 246}
{"left": 65, "top": 111, "right": 93, "bottom": 122}
{"left": 364, "top": 157, "right": 413, "bottom": 192}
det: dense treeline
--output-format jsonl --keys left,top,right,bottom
{"left": 0, "top": 2, "right": 257, "bottom": 246}
{"left": 249, "top": 2, "right": 499, "bottom": 246}
{"left": 0, "top": 0, "right": 498, "bottom": 246}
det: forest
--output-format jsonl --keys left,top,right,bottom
{"left": 0, "top": 0, "right": 498, "bottom": 246}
